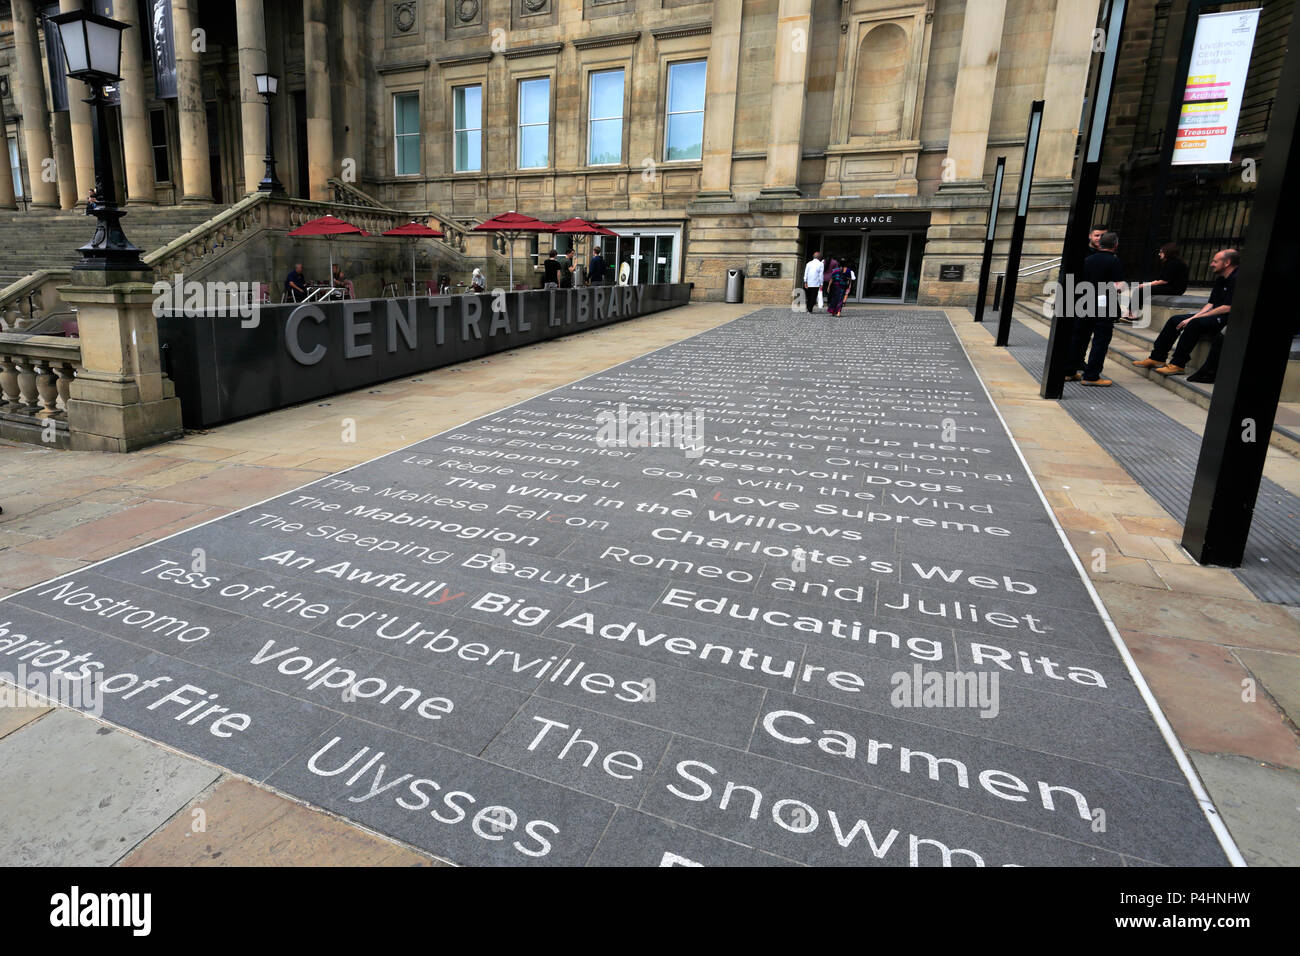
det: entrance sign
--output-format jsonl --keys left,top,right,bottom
{"left": 798, "top": 211, "right": 931, "bottom": 230}
{"left": 1172, "top": 10, "right": 1260, "bottom": 165}
{"left": 0, "top": 308, "right": 1235, "bottom": 866}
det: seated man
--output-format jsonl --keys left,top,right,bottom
{"left": 284, "top": 262, "right": 308, "bottom": 302}
{"left": 1133, "top": 248, "right": 1238, "bottom": 376}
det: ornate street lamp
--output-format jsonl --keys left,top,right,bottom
{"left": 48, "top": 9, "right": 146, "bottom": 272}
{"left": 254, "top": 72, "right": 284, "bottom": 194}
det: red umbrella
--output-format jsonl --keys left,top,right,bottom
{"left": 551, "top": 217, "right": 618, "bottom": 279}
{"left": 382, "top": 221, "right": 446, "bottom": 294}
{"left": 286, "top": 214, "right": 365, "bottom": 237}
{"left": 551, "top": 216, "right": 616, "bottom": 238}
{"left": 286, "top": 215, "right": 368, "bottom": 289}
{"left": 472, "top": 211, "right": 555, "bottom": 288}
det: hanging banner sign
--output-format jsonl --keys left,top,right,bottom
{"left": 149, "top": 0, "right": 178, "bottom": 100}
{"left": 41, "top": 3, "right": 69, "bottom": 112}
{"left": 1172, "top": 9, "right": 1260, "bottom": 165}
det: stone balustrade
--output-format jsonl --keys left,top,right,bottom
{"left": 0, "top": 270, "right": 73, "bottom": 333}
{"left": 0, "top": 332, "right": 82, "bottom": 447}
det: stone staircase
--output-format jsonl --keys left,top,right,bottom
{"left": 1004, "top": 286, "right": 1300, "bottom": 456}
{"left": 0, "top": 205, "right": 225, "bottom": 288}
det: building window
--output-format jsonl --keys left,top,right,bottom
{"left": 7, "top": 136, "right": 23, "bottom": 199}
{"left": 149, "top": 108, "right": 170, "bottom": 183}
{"left": 587, "top": 69, "right": 624, "bottom": 166}
{"left": 394, "top": 92, "right": 421, "bottom": 176}
{"left": 454, "top": 85, "right": 482, "bottom": 173}
{"left": 518, "top": 77, "right": 550, "bottom": 169}
{"left": 665, "top": 60, "right": 706, "bottom": 161}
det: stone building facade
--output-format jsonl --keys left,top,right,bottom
{"left": 1, "top": 0, "right": 1101, "bottom": 303}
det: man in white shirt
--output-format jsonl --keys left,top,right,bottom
{"left": 803, "top": 252, "right": 824, "bottom": 313}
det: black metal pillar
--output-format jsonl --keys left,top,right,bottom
{"left": 973, "top": 156, "right": 1006, "bottom": 323}
{"left": 995, "top": 100, "right": 1043, "bottom": 347}
{"left": 1040, "top": 0, "right": 1130, "bottom": 398}
{"left": 1182, "top": 10, "right": 1300, "bottom": 566}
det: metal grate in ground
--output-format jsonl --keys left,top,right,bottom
{"left": 979, "top": 315, "right": 1300, "bottom": 606}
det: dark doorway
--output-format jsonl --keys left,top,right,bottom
{"left": 205, "top": 103, "right": 223, "bottom": 203}
{"left": 293, "top": 90, "right": 309, "bottom": 200}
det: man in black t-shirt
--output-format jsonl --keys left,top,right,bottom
{"left": 542, "top": 249, "right": 560, "bottom": 289}
{"left": 1067, "top": 232, "right": 1127, "bottom": 386}
{"left": 1133, "top": 249, "right": 1238, "bottom": 376}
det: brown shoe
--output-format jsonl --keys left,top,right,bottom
{"left": 1065, "top": 373, "right": 1082, "bottom": 382}
{"left": 1080, "top": 378, "right": 1113, "bottom": 387}
{"left": 1155, "top": 364, "right": 1185, "bottom": 375}
{"left": 1132, "top": 358, "right": 1162, "bottom": 368}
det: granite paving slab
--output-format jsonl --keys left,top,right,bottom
{"left": 0, "top": 309, "right": 1235, "bottom": 865}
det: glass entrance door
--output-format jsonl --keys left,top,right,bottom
{"left": 862, "top": 234, "right": 911, "bottom": 301}
{"left": 608, "top": 232, "right": 680, "bottom": 285}
{"left": 818, "top": 235, "right": 864, "bottom": 298}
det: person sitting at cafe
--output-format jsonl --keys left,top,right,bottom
{"left": 331, "top": 264, "right": 355, "bottom": 299}
{"left": 284, "top": 263, "right": 308, "bottom": 302}
{"left": 1123, "top": 243, "right": 1189, "bottom": 321}
{"left": 470, "top": 268, "right": 486, "bottom": 293}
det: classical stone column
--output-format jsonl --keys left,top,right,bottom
{"left": 695, "top": 0, "right": 742, "bottom": 202}
{"left": 115, "top": 0, "right": 156, "bottom": 204}
{"left": 60, "top": 0, "right": 97, "bottom": 203}
{"left": 236, "top": 0, "right": 268, "bottom": 196}
{"left": 940, "top": 0, "right": 1008, "bottom": 191}
{"left": 759, "top": 0, "right": 813, "bottom": 197}
{"left": 10, "top": 0, "right": 59, "bottom": 207}
{"left": 61, "top": 271, "right": 183, "bottom": 452}
{"left": 51, "top": 114, "right": 79, "bottom": 210}
{"left": 1037, "top": 0, "right": 1102, "bottom": 183}
{"left": 172, "top": 0, "right": 213, "bottom": 202}
{"left": 303, "top": 0, "right": 333, "bottom": 201}
{"left": 0, "top": 95, "right": 16, "bottom": 209}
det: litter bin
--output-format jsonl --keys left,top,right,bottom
{"left": 725, "top": 268, "right": 745, "bottom": 303}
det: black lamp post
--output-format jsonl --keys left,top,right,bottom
{"left": 49, "top": 9, "right": 146, "bottom": 273}
{"left": 254, "top": 72, "right": 284, "bottom": 194}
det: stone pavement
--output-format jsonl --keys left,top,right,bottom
{"left": 0, "top": 301, "right": 1293, "bottom": 866}
{"left": 951, "top": 309, "right": 1300, "bottom": 867}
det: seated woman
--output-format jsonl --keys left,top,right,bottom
{"left": 331, "top": 264, "right": 355, "bottom": 299}
{"left": 1124, "top": 243, "right": 1188, "bottom": 320}
{"left": 470, "top": 268, "right": 487, "bottom": 293}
